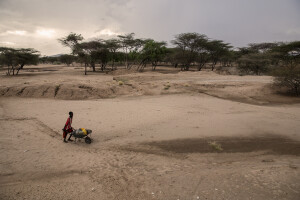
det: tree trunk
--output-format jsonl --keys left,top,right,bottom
{"left": 152, "top": 61, "right": 157, "bottom": 71}
{"left": 139, "top": 63, "right": 146, "bottom": 72}
{"left": 125, "top": 48, "right": 128, "bottom": 69}
{"left": 294, "top": 85, "right": 298, "bottom": 96}
{"left": 111, "top": 51, "right": 115, "bottom": 71}
{"left": 91, "top": 62, "right": 96, "bottom": 72}
{"left": 211, "top": 60, "right": 217, "bottom": 71}
{"left": 16, "top": 64, "right": 24, "bottom": 75}
{"left": 180, "top": 65, "right": 184, "bottom": 71}
{"left": 138, "top": 58, "right": 149, "bottom": 72}
{"left": 185, "top": 64, "right": 190, "bottom": 71}
{"left": 7, "top": 65, "right": 10, "bottom": 75}
{"left": 84, "top": 63, "right": 87, "bottom": 75}
{"left": 112, "top": 59, "right": 115, "bottom": 71}
{"left": 152, "top": 65, "right": 156, "bottom": 71}
{"left": 255, "top": 66, "right": 259, "bottom": 75}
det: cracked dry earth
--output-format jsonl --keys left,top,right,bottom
{"left": 0, "top": 94, "right": 299, "bottom": 200}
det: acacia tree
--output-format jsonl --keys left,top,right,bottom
{"left": 128, "top": 38, "right": 146, "bottom": 68}
{"left": 58, "top": 32, "right": 84, "bottom": 54}
{"left": 171, "top": 33, "right": 202, "bottom": 71}
{"left": 0, "top": 47, "right": 39, "bottom": 75}
{"left": 236, "top": 42, "right": 279, "bottom": 75}
{"left": 80, "top": 40, "right": 112, "bottom": 72}
{"left": 272, "top": 41, "right": 300, "bottom": 95}
{"left": 117, "top": 33, "right": 136, "bottom": 68}
{"left": 79, "top": 41, "right": 105, "bottom": 72}
{"left": 248, "top": 43, "right": 279, "bottom": 53}
{"left": 138, "top": 40, "right": 167, "bottom": 71}
{"left": 162, "top": 48, "right": 179, "bottom": 68}
{"left": 59, "top": 54, "right": 75, "bottom": 66}
{"left": 91, "top": 48, "right": 110, "bottom": 71}
{"left": 207, "top": 40, "right": 232, "bottom": 71}
{"left": 77, "top": 52, "right": 90, "bottom": 74}
{"left": 105, "top": 39, "right": 120, "bottom": 70}
{"left": 219, "top": 50, "right": 238, "bottom": 68}
{"left": 58, "top": 33, "right": 88, "bottom": 74}
{"left": 237, "top": 53, "right": 271, "bottom": 75}
{"left": 194, "top": 35, "right": 210, "bottom": 71}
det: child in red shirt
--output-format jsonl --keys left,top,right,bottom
{"left": 63, "top": 111, "right": 74, "bottom": 143}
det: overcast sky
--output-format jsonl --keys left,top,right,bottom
{"left": 0, "top": 0, "right": 299, "bottom": 55}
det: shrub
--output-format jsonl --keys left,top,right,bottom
{"left": 164, "top": 83, "right": 171, "bottom": 90}
{"left": 271, "top": 41, "right": 300, "bottom": 96}
{"left": 237, "top": 53, "right": 270, "bottom": 75}
{"left": 208, "top": 141, "right": 223, "bottom": 151}
{"left": 273, "top": 65, "right": 300, "bottom": 96}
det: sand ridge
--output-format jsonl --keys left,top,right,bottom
{"left": 1, "top": 64, "right": 300, "bottom": 105}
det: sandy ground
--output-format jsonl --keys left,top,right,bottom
{"left": 1, "top": 64, "right": 300, "bottom": 105}
{"left": 0, "top": 65, "right": 299, "bottom": 200}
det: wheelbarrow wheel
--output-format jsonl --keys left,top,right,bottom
{"left": 85, "top": 136, "right": 92, "bottom": 144}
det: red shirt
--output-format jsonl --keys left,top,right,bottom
{"left": 65, "top": 117, "right": 72, "bottom": 130}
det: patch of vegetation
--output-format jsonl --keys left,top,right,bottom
{"left": 273, "top": 66, "right": 300, "bottom": 96}
{"left": 208, "top": 141, "right": 223, "bottom": 151}
{"left": 0, "top": 47, "right": 39, "bottom": 76}
{"left": 271, "top": 41, "right": 300, "bottom": 96}
{"left": 113, "top": 77, "right": 128, "bottom": 84}
{"left": 164, "top": 83, "right": 171, "bottom": 90}
{"left": 237, "top": 53, "right": 271, "bottom": 75}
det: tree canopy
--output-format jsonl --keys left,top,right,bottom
{"left": 0, "top": 47, "right": 39, "bottom": 75}
{"left": 138, "top": 40, "right": 167, "bottom": 71}
{"left": 271, "top": 41, "right": 300, "bottom": 95}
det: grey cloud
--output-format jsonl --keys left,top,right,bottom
{"left": 0, "top": 0, "right": 299, "bottom": 55}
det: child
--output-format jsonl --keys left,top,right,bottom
{"left": 63, "top": 111, "right": 74, "bottom": 143}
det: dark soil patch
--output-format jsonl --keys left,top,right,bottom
{"left": 42, "top": 69, "right": 58, "bottom": 72}
{"left": 54, "top": 84, "right": 61, "bottom": 97}
{"left": 126, "top": 135, "right": 300, "bottom": 156}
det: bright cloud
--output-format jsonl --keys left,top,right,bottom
{"left": 97, "top": 29, "right": 120, "bottom": 36}
{"left": 6, "top": 30, "right": 27, "bottom": 35}
{"left": 0, "top": 41, "right": 16, "bottom": 45}
{"left": 36, "top": 29, "right": 56, "bottom": 38}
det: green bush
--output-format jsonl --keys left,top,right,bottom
{"left": 273, "top": 65, "right": 300, "bottom": 96}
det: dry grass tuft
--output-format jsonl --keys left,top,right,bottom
{"left": 164, "top": 83, "right": 171, "bottom": 90}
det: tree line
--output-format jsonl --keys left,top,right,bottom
{"left": 56, "top": 32, "right": 234, "bottom": 73}
{"left": 0, "top": 32, "right": 299, "bottom": 95}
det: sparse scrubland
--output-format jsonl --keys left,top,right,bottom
{"left": 0, "top": 33, "right": 299, "bottom": 200}
{"left": 1, "top": 33, "right": 299, "bottom": 95}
